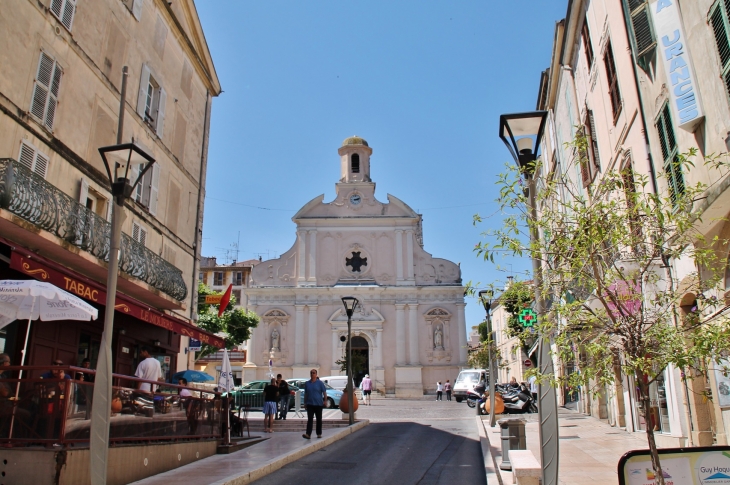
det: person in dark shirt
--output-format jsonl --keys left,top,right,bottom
{"left": 263, "top": 378, "right": 278, "bottom": 433}
{"left": 276, "top": 374, "right": 290, "bottom": 420}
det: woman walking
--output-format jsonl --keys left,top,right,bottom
{"left": 263, "top": 378, "right": 279, "bottom": 433}
{"left": 444, "top": 379, "right": 452, "bottom": 401}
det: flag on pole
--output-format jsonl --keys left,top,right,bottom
{"left": 218, "top": 284, "right": 233, "bottom": 317}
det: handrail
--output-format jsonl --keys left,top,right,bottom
{"left": 0, "top": 158, "right": 187, "bottom": 301}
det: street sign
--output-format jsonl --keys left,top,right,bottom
{"left": 198, "top": 294, "right": 223, "bottom": 305}
{"left": 188, "top": 338, "right": 201, "bottom": 351}
{"left": 519, "top": 308, "right": 537, "bottom": 327}
{"left": 524, "top": 359, "right": 532, "bottom": 368}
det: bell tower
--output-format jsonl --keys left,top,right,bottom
{"left": 338, "top": 136, "right": 372, "bottom": 183}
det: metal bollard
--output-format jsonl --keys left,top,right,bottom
{"left": 498, "top": 418, "right": 526, "bottom": 470}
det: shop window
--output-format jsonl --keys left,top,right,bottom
{"left": 603, "top": 41, "right": 622, "bottom": 122}
{"left": 656, "top": 104, "right": 685, "bottom": 207}
{"left": 633, "top": 371, "right": 672, "bottom": 433}
{"left": 710, "top": 0, "right": 730, "bottom": 102}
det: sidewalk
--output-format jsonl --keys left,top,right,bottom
{"left": 480, "top": 408, "right": 649, "bottom": 485}
{"left": 130, "top": 420, "right": 368, "bottom": 485}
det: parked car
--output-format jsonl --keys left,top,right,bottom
{"left": 318, "top": 375, "right": 348, "bottom": 391}
{"left": 453, "top": 369, "right": 487, "bottom": 403}
{"left": 288, "top": 378, "right": 343, "bottom": 408}
{"left": 230, "top": 380, "right": 299, "bottom": 410}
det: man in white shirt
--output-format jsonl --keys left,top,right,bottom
{"left": 135, "top": 347, "right": 162, "bottom": 392}
{"left": 528, "top": 375, "right": 538, "bottom": 403}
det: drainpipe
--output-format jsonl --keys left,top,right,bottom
{"left": 191, "top": 90, "right": 212, "bottom": 321}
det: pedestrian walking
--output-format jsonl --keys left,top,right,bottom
{"left": 444, "top": 379, "right": 452, "bottom": 401}
{"left": 302, "top": 369, "right": 327, "bottom": 439}
{"left": 436, "top": 381, "right": 443, "bottom": 401}
{"left": 277, "top": 374, "right": 290, "bottom": 420}
{"left": 361, "top": 374, "right": 372, "bottom": 406}
{"left": 263, "top": 378, "right": 278, "bottom": 433}
{"left": 528, "top": 375, "right": 538, "bottom": 402}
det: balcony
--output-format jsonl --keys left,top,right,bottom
{"left": 0, "top": 158, "right": 187, "bottom": 301}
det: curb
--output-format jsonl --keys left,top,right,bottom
{"left": 210, "top": 420, "right": 370, "bottom": 485}
{"left": 476, "top": 416, "right": 503, "bottom": 485}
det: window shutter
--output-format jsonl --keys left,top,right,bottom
{"left": 106, "top": 198, "right": 113, "bottom": 221}
{"left": 34, "top": 152, "right": 49, "bottom": 178}
{"left": 136, "top": 64, "right": 151, "bottom": 117}
{"left": 31, "top": 53, "right": 54, "bottom": 123}
{"left": 710, "top": 1, "right": 730, "bottom": 99}
{"left": 140, "top": 167, "right": 152, "bottom": 207}
{"left": 132, "top": 163, "right": 142, "bottom": 202}
{"left": 139, "top": 227, "right": 148, "bottom": 246}
{"left": 50, "top": 0, "right": 63, "bottom": 19}
{"left": 131, "top": 0, "right": 143, "bottom": 21}
{"left": 18, "top": 143, "right": 35, "bottom": 170}
{"left": 624, "top": 0, "right": 656, "bottom": 60}
{"left": 155, "top": 87, "right": 166, "bottom": 138}
{"left": 587, "top": 109, "right": 601, "bottom": 172}
{"left": 61, "top": 0, "right": 76, "bottom": 31}
{"left": 132, "top": 221, "right": 140, "bottom": 242}
{"left": 148, "top": 163, "right": 160, "bottom": 215}
{"left": 45, "top": 62, "right": 62, "bottom": 130}
{"left": 79, "top": 177, "right": 89, "bottom": 204}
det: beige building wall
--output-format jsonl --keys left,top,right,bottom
{"left": 0, "top": 0, "right": 221, "bottom": 371}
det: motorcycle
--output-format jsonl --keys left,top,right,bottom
{"left": 477, "top": 383, "right": 537, "bottom": 415}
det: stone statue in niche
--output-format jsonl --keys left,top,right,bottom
{"left": 271, "top": 328, "right": 280, "bottom": 351}
{"left": 434, "top": 325, "right": 444, "bottom": 350}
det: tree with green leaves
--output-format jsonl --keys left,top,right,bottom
{"left": 499, "top": 280, "right": 535, "bottom": 354}
{"left": 195, "top": 282, "right": 260, "bottom": 361}
{"left": 474, "top": 132, "right": 730, "bottom": 485}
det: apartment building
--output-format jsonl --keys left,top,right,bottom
{"left": 0, "top": 0, "right": 222, "bottom": 380}
{"left": 199, "top": 256, "right": 260, "bottom": 309}
{"left": 532, "top": 0, "right": 730, "bottom": 447}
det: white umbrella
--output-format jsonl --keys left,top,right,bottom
{"left": 218, "top": 349, "right": 234, "bottom": 445}
{"left": 0, "top": 280, "right": 98, "bottom": 437}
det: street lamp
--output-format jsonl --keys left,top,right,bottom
{"left": 341, "top": 296, "right": 359, "bottom": 426}
{"left": 498, "top": 111, "right": 559, "bottom": 485}
{"left": 478, "top": 289, "right": 497, "bottom": 427}
{"left": 90, "top": 88, "right": 155, "bottom": 483}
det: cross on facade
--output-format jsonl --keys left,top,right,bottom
{"left": 346, "top": 252, "right": 368, "bottom": 272}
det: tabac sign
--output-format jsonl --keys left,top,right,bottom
{"left": 650, "top": 0, "right": 704, "bottom": 131}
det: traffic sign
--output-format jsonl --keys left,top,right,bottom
{"left": 198, "top": 294, "right": 223, "bottom": 305}
{"left": 518, "top": 308, "right": 537, "bottom": 327}
{"left": 524, "top": 359, "right": 532, "bottom": 368}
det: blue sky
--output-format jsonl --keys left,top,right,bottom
{"left": 196, "top": 1, "right": 568, "bottom": 330}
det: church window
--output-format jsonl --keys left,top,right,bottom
{"left": 351, "top": 153, "right": 360, "bottom": 173}
{"left": 346, "top": 251, "right": 367, "bottom": 272}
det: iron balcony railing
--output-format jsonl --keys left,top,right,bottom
{"left": 0, "top": 159, "right": 187, "bottom": 301}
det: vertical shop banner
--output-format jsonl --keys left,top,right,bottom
{"left": 649, "top": 0, "right": 704, "bottom": 131}
{"left": 619, "top": 446, "right": 730, "bottom": 485}
{"left": 713, "top": 359, "right": 730, "bottom": 408}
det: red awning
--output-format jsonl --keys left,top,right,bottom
{"left": 9, "top": 249, "right": 225, "bottom": 348}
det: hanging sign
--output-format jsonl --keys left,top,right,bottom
{"left": 518, "top": 308, "right": 537, "bottom": 328}
{"left": 199, "top": 295, "right": 223, "bottom": 305}
{"left": 188, "top": 338, "right": 202, "bottom": 351}
{"left": 650, "top": 0, "right": 704, "bottom": 131}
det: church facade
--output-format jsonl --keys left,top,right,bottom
{"left": 244, "top": 137, "right": 466, "bottom": 397}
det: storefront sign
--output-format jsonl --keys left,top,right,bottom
{"left": 650, "top": 0, "right": 704, "bottom": 131}
{"left": 619, "top": 446, "right": 730, "bottom": 485}
{"left": 10, "top": 251, "right": 225, "bottom": 348}
{"left": 519, "top": 308, "right": 537, "bottom": 328}
{"left": 199, "top": 294, "right": 223, "bottom": 305}
{"left": 188, "top": 338, "right": 202, "bottom": 351}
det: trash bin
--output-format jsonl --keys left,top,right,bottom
{"left": 498, "top": 418, "right": 526, "bottom": 470}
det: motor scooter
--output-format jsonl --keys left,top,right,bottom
{"left": 478, "top": 383, "right": 537, "bottom": 414}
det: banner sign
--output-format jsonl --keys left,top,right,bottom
{"left": 11, "top": 251, "right": 225, "bottom": 348}
{"left": 650, "top": 0, "right": 704, "bottom": 131}
{"left": 619, "top": 446, "right": 730, "bottom": 485}
{"left": 713, "top": 359, "right": 730, "bottom": 408}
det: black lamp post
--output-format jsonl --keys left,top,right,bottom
{"left": 90, "top": 67, "right": 156, "bottom": 485}
{"left": 478, "top": 289, "right": 496, "bottom": 427}
{"left": 498, "top": 111, "right": 559, "bottom": 485}
{"left": 341, "top": 296, "right": 359, "bottom": 426}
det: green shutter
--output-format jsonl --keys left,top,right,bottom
{"left": 623, "top": 0, "right": 656, "bottom": 67}
{"left": 710, "top": 1, "right": 730, "bottom": 100}
{"left": 656, "top": 105, "right": 684, "bottom": 207}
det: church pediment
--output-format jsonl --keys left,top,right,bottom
{"left": 328, "top": 307, "right": 385, "bottom": 324}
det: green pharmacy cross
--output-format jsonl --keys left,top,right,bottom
{"left": 519, "top": 308, "right": 537, "bottom": 328}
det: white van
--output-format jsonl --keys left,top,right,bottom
{"left": 453, "top": 369, "right": 487, "bottom": 402}
{"left": 319, "top": 375, "right": 349, "bottom": 391}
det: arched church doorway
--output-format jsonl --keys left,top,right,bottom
{"left": 350, "top": 336, "right": 369, "bottom": 387}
